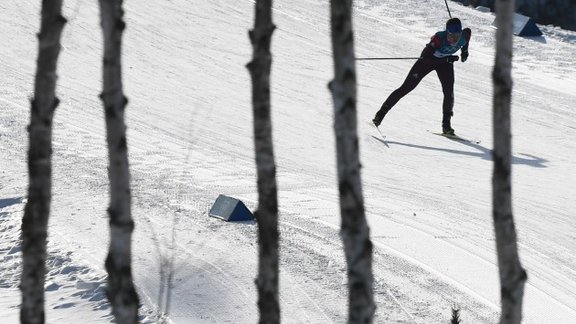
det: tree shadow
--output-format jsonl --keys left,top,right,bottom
{"left": 0, "top": 197, "right": 24, "bottom": 209}
{"left": 372, "top": 136, "right": 548, "bottom": 168}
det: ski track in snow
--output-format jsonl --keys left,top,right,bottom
{"left": 2, "top": 0, "right": 576, "bottom": 323}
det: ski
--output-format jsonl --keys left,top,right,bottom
{"left": 429, "top": 131, "right": 480, "bottom": 144}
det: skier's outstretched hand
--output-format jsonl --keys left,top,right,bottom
{"left": 461, "top": 50, "right": 469, "bottom": 62}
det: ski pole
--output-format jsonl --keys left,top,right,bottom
{"left": 444, "top": 0, "right": 452, "bottom": 18}
{"left": 355, "top": 57, "right": 421, "bottom": 61}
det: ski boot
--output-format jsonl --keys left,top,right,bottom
{"left": 442, "top": 127, "right": 455, "bottom": 136}
{"left": 442, "top": 112, "right": 455, "bottom": 136}
{"left": 372, "top": 105, "right": 389, "bottom": 127}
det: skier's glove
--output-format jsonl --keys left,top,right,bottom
{"left": 461, "top": 50, "right": 469, "bottom": 63}
{"left": 446, "top": 55, "right": 459, "bottom": 63}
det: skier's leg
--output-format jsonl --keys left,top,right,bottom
{"left": 373, "top": 60, "right": 433, "bottom": 126}
{"left": 436, "top": 63, "right": 455, "bottom": 133}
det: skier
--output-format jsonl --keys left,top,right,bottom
{"left": 372, "top": 18, "right": 471, "bottom": 135}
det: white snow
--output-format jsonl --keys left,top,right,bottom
{"left": 1, "top": 0, "right": 576, "bottom": 323}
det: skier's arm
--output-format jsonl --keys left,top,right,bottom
{"left": 461, "top": 28, "right": 471, "bottom": 62}
{"left": 420, "top": 34, "right": 441, "bottom": 58}
{"left": 420, "top": 44, "right": 436, "bottom": 59}
{"left": 419, "top": 34, "right": 441, "bottom": 62}
{"left": 419, "top": 34, "right": 457, "bottom": 63}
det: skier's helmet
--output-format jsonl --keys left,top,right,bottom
{"left": 446, "top": 17, "right": 462, "bottom": 33}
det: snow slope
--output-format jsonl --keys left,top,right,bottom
{"left": 1, "top": 0, "right": 575, "bottom": 323}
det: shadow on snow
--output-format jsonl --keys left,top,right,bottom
{"left": 372, "top": 136, "right": 548, "bottom": 168}
{"left": 0, "top": 197, "right": 24, "bottom": 209}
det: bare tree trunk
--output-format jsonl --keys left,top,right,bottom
{"left": 328, "top": 1, "right": 375, "bottom": 322}
{"left": 493, "top": 1, "right": 527, "bottom": 323}
{"left": 247, "top": 1, "right": 280, "bottom": 323}
{"left": 21, "top": 2, "right": 66, "bottom": 323}
{"left": 98, "top": 0, "right": 139, "bottom": 322}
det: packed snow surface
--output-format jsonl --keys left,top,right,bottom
{"left": 1, "top": 0, "right": 575, "bottom": 323}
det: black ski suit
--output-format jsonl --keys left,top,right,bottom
{"left": 378, "top": 28, "right": 471, "bottom": 118}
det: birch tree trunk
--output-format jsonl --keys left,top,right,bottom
{"left": 493, "top": 1, "right": 528, "bottom": 323}
{"left": 21, "top": 2, "right": 66, "bottom": 323}
{"left": 328, "top": 0, "right": 375, "bottom": 322}
{"left": 246, "top": 1, "right": 280, "bottom": 323}
{"left": 99, "top": 0, "right": 139, "bottom": 322}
